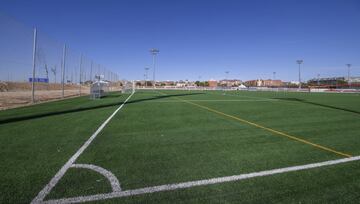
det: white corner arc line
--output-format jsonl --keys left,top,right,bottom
{"left": 43, "top": 155, "right": 360, "bottom": 204}
{"left": 31, "top": 93, "right": 134, "bottom": 204}
{"left": 71, "top": 164, "right": 121, "bottom": 192}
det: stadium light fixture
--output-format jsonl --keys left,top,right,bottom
{"left": 150, "top": 48, "right": 159, "bottom": 89}
{"left": 296, "top": 60, "right": 303, "bottom": 89}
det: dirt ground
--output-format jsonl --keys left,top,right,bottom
{"left": 0, "top": 88, "right": 90, "bottom": 110}
{"left": 0, "top": 81, "right": 122, "bottom": 110}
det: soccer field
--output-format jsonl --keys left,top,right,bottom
{"left": 1, "top": 90, "right": 360, "bottom": 203}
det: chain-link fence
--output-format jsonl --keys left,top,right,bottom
{"left": 0, "top": 12, "right": 120, "bottom": 110}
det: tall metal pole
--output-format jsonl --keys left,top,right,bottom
{"left": 317, "top": 74, "right": 320, "bottom": 86}
{"left": 90, "top": 60, "right": 93, "bottom": 81}
{"left": 150, "top": 48, "right": 159, "bottom": 89}
{"left": 296, "top": 60, "right": 303, "bottom": 89}
{"left": 79, "top": 53, "right": 83, "bottom": 96}
{"left": 31, "top": 28, "right": 37, "bottom": 103}
{"left": 346, "top": 64, "right": 351, "bottom": 88}
{"left": 225, "top": 71, "right": 229, "bottom": 87}
{"left": 145, "top": 67, "right": 149, "bottom": 87}
{"left": 61, "top": 44, "right": 67, "bottom": 98}
{"left": 152, "top": 54, "right": 156, "bottom": 88}
{"left": 272, "top": 71, "right": 276, "bottom": 87}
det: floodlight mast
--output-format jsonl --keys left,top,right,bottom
{"left": 225, "top": 71, "right": 229, "bottom": 88}
{"left": 150, "top": 48, "right": 159, "bottom": 89}
{"left": 346, "top": 64, "right": 351, "bottom": 88}
{"left": 145, "top": 67, "right": 150, "bottom": 87}
{"left": 273, "top": 72, "right": 276, "bottom": 86}
{"left": 296, "top": 60, "right": 303, "bottom": 89}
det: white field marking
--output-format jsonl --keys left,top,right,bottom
{"left": 206, "top": 91, "right": 277, "bottom": 101}
{"left": 43, "top": 155, "right": 360, "bottom": 204}
{"left": 143, "top": 99, "right": 278, "bottom": 103}
{"left": 71, "top": 164, "right": 121, "bottom": 192}
{"left": 31, "top": 93, "right": 134, "bottom": 204}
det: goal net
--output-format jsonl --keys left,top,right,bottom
{"left": 122, "top": 81, "right": 135, "bottom": 94}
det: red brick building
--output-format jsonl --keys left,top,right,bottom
{"left": 208, "top": 80, "right": 218, "bottom": 87}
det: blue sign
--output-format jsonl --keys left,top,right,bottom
{"left": 29, "top": 78, "right": 49, "bottom": 83}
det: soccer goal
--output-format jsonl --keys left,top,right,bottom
{"left": 122, "top": 80, "right": 135, "bottom": 94}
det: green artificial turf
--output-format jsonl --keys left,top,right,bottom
{"left": 0, "top": 90, "right": 359, "bottom": 203}
{"left": 0, "top": 93, "right": 129, "bottom": 203}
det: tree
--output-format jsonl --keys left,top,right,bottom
{"left": 44, "top": 64, "right": 49, "bottom": 80}
{"left": 146, "top": 81, "right": 153, "bottom": 87}
{"left": 51, "top": 66, "right": 57, "bottom": 83}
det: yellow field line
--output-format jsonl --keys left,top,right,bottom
{"left": 175, "top": 97, "right": 352, "bottom": 158}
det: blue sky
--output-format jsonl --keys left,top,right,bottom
{"left": 1, "top": 0, "right": 359, "bottom": 81}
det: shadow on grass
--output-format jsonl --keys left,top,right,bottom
{"left": 0, "top": 92, "right": 203, "bottom": 125}
{"left": 274, "top": 97, "right": 360, "bottom": 115}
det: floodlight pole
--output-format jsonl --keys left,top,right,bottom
{"left": 346, "top": 64, "right": 351, "bottom": 88}
{"left": 225, "top": 71, "right": 229, "bottom": 87}
{"left": 296, "top": 60, "right": 303, "bottom": 89}
{"left": 150, "top": 48, "right": 159, "bottom": 89}
{"left": 61, "top": 44, "right": 67, "bottom": 98}
{"left": 198, "top": 75, "right": 202, "bottom": 90}
{"left": 90, "top": 60, "right": 93, "bottom": 81}
{"left": 31, "top": 27, "right": 37, "bottom": 103}
{"left": 317, "top": 74, "right": 320, "bottom": 86}
{"left": 145, "top": 67, "right": 149, "bottom": 87}
{"left": 273, "top": 72, "right": 276, "bottom": 86}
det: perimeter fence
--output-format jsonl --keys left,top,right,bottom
{"left": 0, "top": 12, "right": 120, "bottom": 110}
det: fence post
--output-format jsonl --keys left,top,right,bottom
{"left": 31, "top": 28, "right": 37, "bottom": 103}
{"left": 79, "top": 53, "right": 83, "bottom": 96}
{"left": 61, "top": 44, "right": 67, "bottom": 98}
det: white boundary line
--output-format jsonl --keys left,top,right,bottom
{"left": 71, "top": 164, "right": 122, "bottom": 192}
{"left": 205, "top": 91, "right": 277, "bottom": 101}
{"left": 31, "top": 93, "right": 134, "bottom": 204}
{"left": 144, "top": 99, "right": 278, "bottom": 103}
{"left": 43, "top": 155, "right": 360, "bottom": 204}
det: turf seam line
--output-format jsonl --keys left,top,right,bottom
{"left": 42, "top": 155, "right": 360, "bottom": 204}
{"left": 181, "top": 99, "right": 352, "bottom": 158}
{"left": 31, "top": 93, "right": 134, "bottom": 204}
{"left": 71, "top": 164, "right": 121, "bottom": 192}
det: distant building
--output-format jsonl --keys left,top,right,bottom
{"left": 348, "top": 77, "right": 360, "bottom": 83}
{"left": 163, "top": 81, "right": 175, "bottom": 86}
{"left": 244, "top": 80, "right": 258, "bottom": 87}
{"left": 176, "top": 81, "right": 186, "bottom": 87}
{"left": 307, "top": 77, "right": 345, "bottom": 86}
{"left": 262, "top": 79, "right": 283, "bottom": 87}
{"left": 219, "top": 79, "right": 242, "bottom": 87}
{"left": 244, "top": 79, "right": 283, "bottom": 87}
{"left": 208, "top": 80, "right": 218, "bottom": 87}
